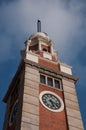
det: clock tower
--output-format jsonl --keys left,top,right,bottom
{"left": 3, "top": 21, "right": 84, "bottom": 130}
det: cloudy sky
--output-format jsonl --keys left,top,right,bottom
{"left": 0, "top": 0, "right": 86, "bottom": 129}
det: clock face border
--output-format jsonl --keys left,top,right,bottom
{"left": 39, "top": 91, "right": 64, "bottom": 112}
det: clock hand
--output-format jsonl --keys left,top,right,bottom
{"left": 49, "top": 99, "right": 60, "bottom": 109}
{"left": 49, "top": 99, "right": 56, "bottom": 107}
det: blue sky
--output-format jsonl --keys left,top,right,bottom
{"left": 0, "top": 0, "right": 86, "bottom": 129}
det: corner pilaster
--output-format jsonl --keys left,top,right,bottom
{"left": 62, "top": 78, "right": 84, "bottom": 130}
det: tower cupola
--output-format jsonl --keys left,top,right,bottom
{"left": 21, "top": 31, "right": 58, "bottom": 63}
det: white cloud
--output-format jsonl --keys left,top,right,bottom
{"left": 0, "top": 0, "right": 86, "bottom": 63}
{"left": 0, "top": 0, "right": 86, "bottom": 127}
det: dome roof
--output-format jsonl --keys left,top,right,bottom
{"left": 29, "top": 32, "right": 49, "bottom": 40}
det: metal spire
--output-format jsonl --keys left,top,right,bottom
{"left": 37, "top": 20, "right": 41, "bottom": 32}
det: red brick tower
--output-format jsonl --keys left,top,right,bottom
{"left": 3, "top": 22, "right": 84, "bottom": 130}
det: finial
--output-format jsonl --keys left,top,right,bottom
{"left": 37, "top": 20, "right": 41, "bottom": 32}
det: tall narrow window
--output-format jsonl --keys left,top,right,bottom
{"left": 54, "top": 80, "right": 60, "bottom": 89}
{"left": 40, "top": 75, "right": 46, "bottom": 84}
{"left": 47, "top": 77, "right": 53, "bottom": 86}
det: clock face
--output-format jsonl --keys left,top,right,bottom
{"left": 39, "top": 91, "right": 64, "bottom": 112}
{"left": 42, "top": 93, "right": 61, "bottom": 110}
{"left": 9, "top": 100, "right": 19, "bottom": 126}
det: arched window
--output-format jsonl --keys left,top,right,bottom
{"left": 42, "top": 48, "right": 47, "bottom": 52}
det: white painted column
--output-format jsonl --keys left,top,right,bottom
{"left": 38, "top": 40, "right": 41, "bottom": 51}
{"left": 50, "top": 41, "right": 53, "bottom": 54}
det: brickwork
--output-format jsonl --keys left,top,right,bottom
{"left": 39, "top": 84, "right": 68, "bottom": 130}
{"left": 39, "top": 58, "right": 59, "bottom": 71}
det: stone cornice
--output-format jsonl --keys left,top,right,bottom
{"left": 3, "top": 59, "right": 78, "bottom": 103}
{"left": 25, "top": 59, "right": 78, "bottom": 83}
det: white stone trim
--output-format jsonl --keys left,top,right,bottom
{"left": 43, "top": 52, "right": 52, "bottom": 60}
{"left": 26, "top": 52, "right": 38, "bottom": 63}
{"left": 39, "top": 91, "right": 64, "bottom": 112}
{"left": 60, "top": 62, "right": 72, "bottom": 75}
